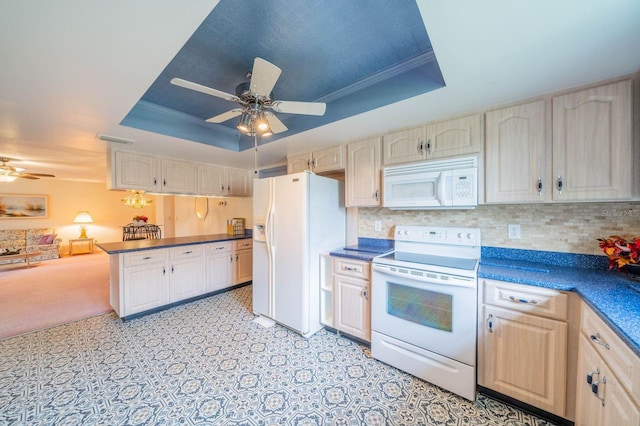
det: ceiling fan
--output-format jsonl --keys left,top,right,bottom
{"left": 0, "top": 157, "right": 56, "bottom": 182}
{"left": 170, "top": 57, "right": 326, "bottom": 136}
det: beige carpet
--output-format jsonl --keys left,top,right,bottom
{"left": 0, "top": 251, "right": 112, "bottom": 340}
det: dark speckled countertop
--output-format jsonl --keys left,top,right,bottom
{"left": 480, "top": 247, "right": 640, "bottom": 358}
{"left": 97, "top": 232, "right": 252, "bottom": 254}
{"left": 329, "top": 237, "right": 394, "bottom": 262}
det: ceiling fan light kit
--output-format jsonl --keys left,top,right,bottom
{"left": 171, "top": 57, "right": 326, "bottom": 138}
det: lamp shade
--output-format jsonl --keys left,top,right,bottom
{"left": 73, "top": 211, "right": 93, "bottom": 224}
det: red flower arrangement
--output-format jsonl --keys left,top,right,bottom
{"left": 133, "top": 215, "right": 148, "bottom": 223}
{"left": 597, "top": 235, "right": 640, "bottom": 270}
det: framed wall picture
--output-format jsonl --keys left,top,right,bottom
{"left": 0, "top": 194, "right": 48, "bottom": 219}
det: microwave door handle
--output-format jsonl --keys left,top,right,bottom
{"left": 437, "top": 173, "right": 447, "bottom": 205}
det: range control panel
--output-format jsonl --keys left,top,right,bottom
{"left": 394, "top": 225, "right": 480, "bottom": 246}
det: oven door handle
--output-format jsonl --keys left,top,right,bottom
{"left": 372, "top": 263, "right": 476, "bottom": 288}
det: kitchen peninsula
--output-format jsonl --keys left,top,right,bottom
{"left": 98, "top": 233, "right": 253, "bottom": 319}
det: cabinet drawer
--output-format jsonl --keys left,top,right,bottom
{"left": 581, "top": 302, "right": 640, "bottom": 398}
{"left": 235, "top": 239, "right": 253, "bottom": 250}
{"left": 170, "top": 245, "right": 202, "bottom": 260}
{"left": 333, "top": 258, "right": 370, "bottom": 280}
{"left": 205, "top": 242, "right": 233, "bottom": 254}
{"left": 123, "top": 249, "right": 168, "bottom": 267}
{"left": 483, "top": 279, "right": 568, "bottom": 320}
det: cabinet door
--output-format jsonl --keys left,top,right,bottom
{"left": 312, "top": 145, "right": 344, "bottom": 173}
{"left": 576, "top": 334, "right": 640, "bottom": 426}
{"left": 552, "top": 79, "right": 632, "bottom": 201}
{"left": 113, "top": 151, "right": 159, "bottom": 192}
{"left": 234, "top": 249, "right": 253, "bottom": 284}
{"left": 170, "top": 251, "right": 204, "bottom": 302}
{"left": 227, "top": 167, "right": 251, "bottom": 196}
{"left": 288, "top": 152, "right": 311, "bottom": 174}
{"left": 346, "top": 137, "right": 381, "bottom": 207}
{"left": 480, "top": 305, "right": 567, "bottom": 416}
{"left": 123, "top": 263, "right": 168, "bottom": 315}
{"left": 485, "top": 101, "right": 548, "bottom": 203}
{"left": 425, "top": 113, "right": 482, "bottom": 160}
{"left": 382, "top": 126, "right": 426, "bottom": 165}
{"left": 197, "top": 163, "right": 226, "bottom": 196}
{"left": 161, "top": 159, "right": 196, "bottom": 194}
{"left": 334, "top": 274, "right": 370, "bottom": 341}
{"left": 206, "top": 252, "right": 233, "bottom": 292}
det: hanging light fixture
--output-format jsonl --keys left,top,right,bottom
{"left": 121, "top": 190, "right": 153, "bottom": 209}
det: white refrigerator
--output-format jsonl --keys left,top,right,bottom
{"left": 253, "top": 171, "right": 345, "bottom": 338}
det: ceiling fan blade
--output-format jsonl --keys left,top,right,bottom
{"left": 250, "top": 58, "right": 282, "bottom": 97}
{"left": 264, "top": 112, "right": 288, "bottom": 134}
{"left": 170, "top": 78, "right": 242, "bottom": 103}
{"left": 271, "top": 101, "right": 326, "bottom": 116}
{"left": 15, "top": 174, "right": 39, "bottom": 180}
{"left": 206, "top": 108, "right": 244, "bottom": 124}
{"left": 21, "top": 172, "right": 55, "bottom": 178}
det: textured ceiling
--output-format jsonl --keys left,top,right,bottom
{"left": 121, "top": 0, "right": 444, "bottom": 151}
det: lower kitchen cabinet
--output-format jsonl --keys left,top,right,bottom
{"left": 111, "top": 240, "right": 246, "bottom": 319}
{"left": 478, "top": 279, "right": 574, "bottom": 419}
{"left": 575, "top": 302, "right": 640, "bottom": 425}
{"left": 205, "top": 241, "right": 234, "bottom": 292}
{"left": 169, "top": 245, "right": 205, "bottom": 301}
{"left": 234, "top": 239, "right": 253, "bottom": 284}
{"left": 332, "top": 257, "right": 371, "bottom": 342}
{"left": 121, "top": 249, "right": 169, "bottom": 316}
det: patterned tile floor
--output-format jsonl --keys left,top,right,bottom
{"left": 0, "top": 286, "right": 557, "bottom": 425}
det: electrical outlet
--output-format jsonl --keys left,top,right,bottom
{"left": 374, "top": 221, "right": 382, "bottom": 232}
{"left": 508, "top": 224, "right": 521, "bottom": 239}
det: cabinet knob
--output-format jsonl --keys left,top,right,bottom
{"left": 487, "top": 313, "right": 494, "bottom": 333}
{"left": 374, "top": 190, "right": 379, "bottom": 202}
{"left": 426, "top": 139, "right": 431, "bottom": 155}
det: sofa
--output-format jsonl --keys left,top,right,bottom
{"left": 0, "top": 228, "right": 61, "bottom": 265}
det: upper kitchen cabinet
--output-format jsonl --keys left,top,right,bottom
{"left": 287, "top": 145, "right": 344, "bottom": 175}
{"left": 381, "top": 114, "right": 482, "bottom": 166}
{"left": 109, "top": 151, "right": 160, "bottom": 192}
{"left": 226, "top": 167, "right": 252, "bottom": 197}
{"left": 346, "top": 137, "right": 381, "bottom": 207}
{"left": 196, "top": 163, "right": 226, "bottom": 196}
{"left": 160, "top": 158, "right": 196, "bottom": 194}
{"left": 425, "top": 113, "right": 482, "bottom": 160}
{"left": 109, "top": 150, "right": 196, "bottom": 194}
{"left": 485, "top": 100, "right": 548, "bottom": 203}
{"left": 197, "top": 164, "right": 252, "bottom": 197}
{"left": 552, "top": 79, "right": 632, "bottom": 201}
{"left": 382, "top": 126, "right": 426, "bottom": 165}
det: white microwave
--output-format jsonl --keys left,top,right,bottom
{"left": 383, "top": 156, "right": 477, "bottom": 209}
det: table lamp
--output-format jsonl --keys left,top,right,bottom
{"left": 73, "top": 211, "right": 93, "bottom": 239}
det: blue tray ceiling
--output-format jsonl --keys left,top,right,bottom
{"left": 121, "top": 0, "right": 445, "bottom": 151}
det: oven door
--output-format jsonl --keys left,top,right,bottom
{"left": 371, "top": 263, "right": 477, "bottom": 365}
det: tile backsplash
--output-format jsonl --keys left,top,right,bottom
{"left": 358, "top": 202, "right": 640, "bottom": 255}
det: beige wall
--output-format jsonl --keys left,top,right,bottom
{"left": 0, "top": 179, "right": 156, "bottom": 250}
{"left": 171, "top": 195, "right": 253, "bottom": 237}
{"left": 359, "top": 201, "right": 640, "bottom": 255}
{"left": 0, "top": 179, "right": 256, "bottom": 248}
